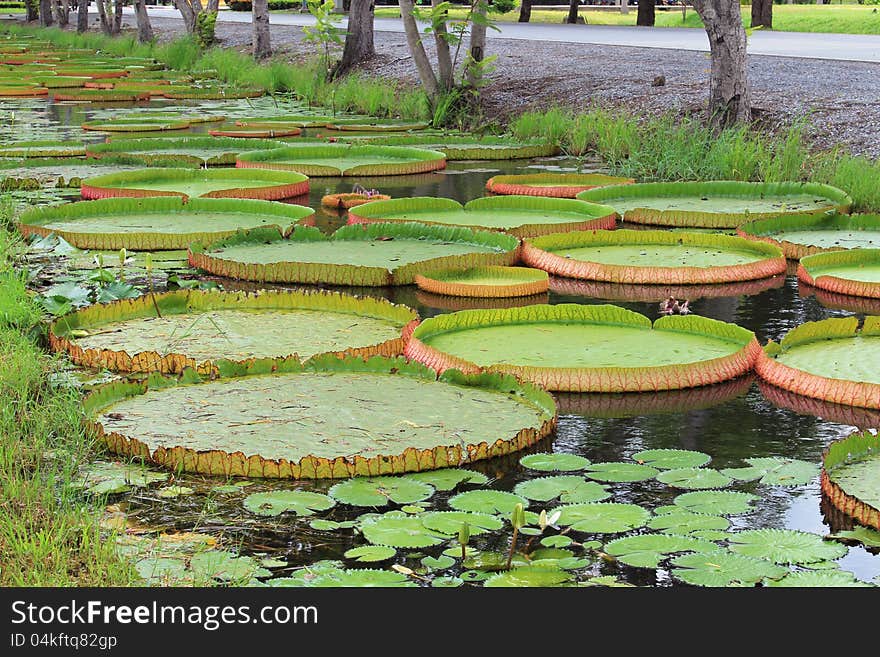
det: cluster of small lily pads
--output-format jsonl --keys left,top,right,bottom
{"left": 74, "top": 449, "right": 879, "bottom": 587}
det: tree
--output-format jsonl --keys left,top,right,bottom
{"left": 134, "top": 0, "right": 154, "bottom": 42}
{"left": 637, "top": 0, "right": 654, "bottom": 26}
{"left": 751, "top": 0, "right": 772, "bottom": 29}
{"left": 39, "top": 0, "right": 53, "bottom": 26}
{"left": 50, "top": 0, "right": 70, "bottom": 25}
{"left": 331, "top": 0, "right": 375, "bottom": 78}
{"left": 566, "top": 0, "right": 579, "bottom": 24}
{"left": 25, "top": 0, "right": 38, "bottom": 22}
{"left": 619, "top": 0, "right": 629, "bottom": 16}
{"left": 173, "top": 0, "right": 220, "bottom": 35}
{"left": 76, "top": 0, "right": 88, "bottom": 32}
{"left": 96, "top": 0, "right": 123, "bottom": 35}
{"left": 691, "top": 0, "right": 751, "bottom": 128}
{"left": 518, "top": 0, "right": 531, "bottom": 23}
{"left": 252, "top": 0, "right": 271, "bottom": 59}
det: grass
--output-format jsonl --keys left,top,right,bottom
{"left": 374, "top": 4, "right": 880, "bottom": 35}
{"left": 0, "top": 201, "right": 136, "bottom": 586}
{"left": 509, "top": 106, "right": 880, "bottom": 213}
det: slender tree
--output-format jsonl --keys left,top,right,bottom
{"left": 637, "top": 0, "right": 655, "bottom": 26}
{"left": 399, "top": 0, "right": 439, "bottom": 98}
{"left": 691, "top": 0, "right": 751, "bottom": 128}
{"left": 39, "top": 0, "right": 53, "bottom": 26}
{"left": 134, "top": 0, "right": 154, "bottom": 42}
{"left": 252, "top": 0, "right": 271, "bottom": 58}
{"left": 25, "top": 0, "right": 38, "bottom": 22}
{"left": 751, "top": 0, "right": 772, "bottom": 28}
{"left": 619, "top": 0, "right": 629, "bottom": 16}
{"left": 465, "top": 0, "right": 487, "bottom": 88}
{"left": 431, "top": 0, "right": 454, "bottom": 91}
{"left": 332, "top": 0, "right": 375, "bottom": 78}
{"left": 76, "top": 0, "right": 88, "bottom": 32}
{"left": 566, "top": 0, "right": 579, "bottom": 24}
{"left": 518, "top": 0, "right": 531, "bottom": 23}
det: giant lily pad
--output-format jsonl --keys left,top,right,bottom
{"left": 243, "top": 489, "right": 335, "bottom": 517}
{"left": 486, "top": 173, "right": 634, "bottom": 198}
{"left": 188, "top": 223, "right": 520, "bottom": 286}
{"left": 328, "top": 476, "right": 434, "bottom": 507}
{"left": 85, "top": 355, "right": 557, "bottom": 478}
{"left": 236, "top": 144, "right": 446, "bottom": 176}
{"left": 84, "top": 136, "right": 294, "bottom": 168}
{"left": 347, "top": 196, "right": 617, "bottom": 238}
{"left": 347, "top": 134, "right": 559, "bottom": 160}
{"left": 81, "top": 168, "right": 309, "bottom": 201}
{"left": 521, "top": 229, "right": 786, "bottom": 284}
{"left": 671, "top": 551, "right": 789, "bottom": 587}
{"left": 798, "top": 249, "right": 880, "bottom": 300}
{"left": 577, "top": 181, "right": 852, "bottom": 228}
{"left": 604, "top": 533, "right": 719, "bottom": 568}
{"left": 549, "top": 502, "right": 651, "bottom": 534}
{"left": 0, "top": 140, "right": 85, "bottom": 158}
{"left": 821, "top": 430, "right": 880, "bottom": 530}
{"left": 737, "top": 213, "right": 880, "bottom": 260}
{"left": 727, "top": 529, "right": 848, "bottom": 565}
{"left": 413, "top": 266, "right": 549, "bottom": 299}
{"left": 406, "top": 304, "right": 760, "bottom": 393}
{"left": 18, "top": 196, "right": 314, "bottom": 250}
{"left": 49, "top": 288, "right": 417, "bottom": 375}
{"left": 81, "top": 117, "right": 192, "bottom": 132}
{"left": 756, "top": 316, "right": 880, "bottom": 410}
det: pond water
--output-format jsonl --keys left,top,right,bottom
{"left": 5, "top": 93, "right": 880, "bottom": 587}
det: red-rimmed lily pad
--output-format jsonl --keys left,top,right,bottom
{"left": 798, "top": 249, "right": 880, "bottom": 299}
{"left": 486, "top": 173, "right": 634, "bottom": 198}
{"left": 414, "top": 266, "right": 549, "bottom": 299}
{"left": 821, "top": 431, "right": 880, "bottom": 530}
{"left": 84, "top": 136, "right": 294, "bottom": 168}
{"left": 737, "top": 213, "right": 880, "bottom": 260}
{"left": 236, "top": 144, "right": 447, "bottom": 177}
{"left": 0, "top": 140, "right": 85, "bottom": 158}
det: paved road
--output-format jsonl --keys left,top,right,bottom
{"left": 137, "top": 6, "right": 880, "bottom": 63}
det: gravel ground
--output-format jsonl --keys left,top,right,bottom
{"left": 74, "top": 15, "right": 880, "bottom": 157}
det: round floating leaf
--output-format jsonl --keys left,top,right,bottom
{"left": 632, "top": 449, "right": 711, "bottom": 470}
{"left": 359, "top": 514, "right": 446, "bottom": 548}
{"left": 691, "top": 530, "right": 734, "bottom": 541}
{"left": 236, "top": 144, "right": 446, "bottom": 177}
{"left": 514, "top": 475, "right": 610, "bottom": 503}
{"left": 722, "top": 457, "right": 818, "bottom": 487}
{"left": 343, "top": 546, "right": 397, "bottom": 563}
{"left": 448, "top": 490, "right": 528, "bottom": 515}
{"left": 136, "top": 557, "right": 188, "bottom": 585}
{"left": 309, "top": 519, "right": 356, "bottom": 531}
{"left": 829, "top": 526, "right": 880, "bottom": 549}
{"left": 580, "top": 575, "right": 635, "bottom": 588}
{"left": 655, "top": 468, "right": 733, "bottom": 490}
{"left": 400, "top": 505, "right": 425, "bottom": 514}
{"left": 313, "top": 568, "right": 417, "bottom": 587}
{"left": 74, "top": 461, "right": 168, "bottom": 494}
{"left": 156, "top": 485, "right": 194, "bottom": 498}
{"left": 585, "top": 462, "right": 660, "bottom": 483}
{"left": 405, "top": 468, "right": 488, "bottom": 491}
{"left": 727, "top": 529, "right": 848, "bottom": 565}
{"left": 431, "top": 576, "right": 463, "bottom": 587}
{"left": 190, "top": 551, "right": 271, "bottom": 583}
{"left": 483, "top": 567, "right": 572, "bottom": 587}
{"left": 604, "top": 533, "right": 719, "bottom": 569}
{"left": 647, "top": 511, "right": 730, "bottom": 535}
{"left": 671, "top": 551, "right": 788, "bottom": 587}
{"left": 420, "top": 511, "right": 503, "bottom": 536}
{"left": 673, "top": 491, "right": 759, "bottom": 516}
{"left": 765, "top": 570, "right": 872, "bottom": 587}
{"left": 540, "top": 535, "right": 573, "bottom": 548}
{"left": 421, "top": 555, "right": 455, "bottom": 571}
{"left": 461, "top": 570, "right": 492, "bottom": 582}
{"left": 329, "top": 477, "right": 434, "bottom": 507}
{"left": 550, "top": 503, "right": 651, "bottom": 534}
{"left": 519, "top": 452, "right": 590, "bottom": 472}
{"left": 243, "top": 490, "right": 335, "bottom": 517}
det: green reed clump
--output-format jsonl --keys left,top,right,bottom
{"left": 809, "top": 151, "right": 880, "bottom": 213}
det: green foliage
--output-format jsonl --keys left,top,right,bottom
{"left": 727, "top": 529, "right": 848, "bottom": 565}
{"left": 671, "top": 551, "right": 789, "bottom": 587}
{"left": 302, "top": 0, "right": 345, "bottom": 81}
{"left": 243, "top": 490, "right": 336, "bottom": 517}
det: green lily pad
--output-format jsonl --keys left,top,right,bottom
{"left": 328, "top": 477, "right": 435, "bottom": 507}
{"left": 647, "top": 511, "right": 730, "bottom": 535}
{"left": 585, "top": 462, "right": 660, "bottom": 483}
{"left": 519, "top": 452, "right": 590, "bottom": 472}
{"left": 190, "top": 551, "right": 271, "bottom": 583}
{"left": 421, "top": 511, "right": 504, "bottom": 536}
{"left": 604, "top": 533, "right": 719, "bottom": 568}
{"left": 461, "top": 570, "right": 492, "bottom": 582}
{"left": 690, "top": 530, "right": 732, "bottom": 541}
{"left": 513, "top": 476, "right": 610, "bottom": 503}
{"left": 721, "top": 457, "right": 818, "bottom": 486}
{"left": 135, "top": 557, "right": 189, "bottom": 585}
{"left": 540, "top": 535, "right": 573, "bottom": 548}
{"left": 359, "top": 514, "right": 446, "bottom": 548}
{"left": 764, "top": 570, "right": 872, "bottom": 587}
{"left": 673, "top": 491, "right": 759, "bottom": 516}
{"left": 431, "top": 576, "right": 463, "bottom": 587}
{"left": 829, "top": 526, "right": 880, "bottom": 548}
{"left": 400, "top": 505, "right": 425, "bottom": 514}
{"left": 156, "top": 485, "right": 194, "bottom": 498}
{"left": 312, "top": 568, "right": 417, "bottom": 587}
{"left": 550, "top": 503, "right": 651, "bottom": 534}
{"left": 671, "top": 551, "right": 789, "bottom": 587}
{"left": 580, "top": 575, "right": 636, "bottom": 587}
{"left": 343, "top": 545, "right": 397, "bottom": 563}
{"left": 484, "top": 567, "right": 572, "bottom": 587}
{"left": 448, "top": 490, "right": 528, "bottom": 515}
{"left": 655, "top": 468, "right": 733, "bottom": 490}
{"left": 421, "top": 555, "right": 455, "bottom": 571}
{"left": 405, "top": 468, "right": 489, "bottom": 491}
{"left": 243, "top": 490, "right": 336, "bottom": 517}
{"left": 309, "top": 519, "right": 356, "bottom": 531}
{"left": 632, "top": 449, "right": 711, "bottom": 470}
{"left": 727, "top": 529, "right": 848, "bottom": 565}
{"left": 74, "top": 461, "right": 168, "bottom": 494}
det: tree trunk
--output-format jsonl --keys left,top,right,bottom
{"left": 620, "top": 0, "right": 629, "bottom": 16}
{"left": 332, "top": 0, "right": 374, "bottom": 78}
{"left": 466, "top": 0, "right": 487, "bottom": 88}
{"left": 518, "top": 0, "right": 531, "bottom": 22}
{"left": 50, "top": 0, "right": 62, "bottom": 24}
{"left": 399, "top": 0, "right": 439, "bottom": 100}
{"left": 25, "top": 0, "right": 38, "bottom": 22}
{"left": 691, "top": 0, "right": 751, "bottom": 129}
{"left": 566, "top": 0, "right": 579, "bottom": 24}
{"left": 173, "top": 0, "right": 200, "bottom": 33}
{"left": 750, "top": 0, "right": 772, "bottom": 28}
{"left": 76, "top": 0, "right": 88, "bottom": 32}
{"left": 637, "top": 0, "right": 655, "bottom": 26}
{"left": 113, "top": 0, "right": 123, "bottom": 34}
{"left": 206, "top": 0, "right": 218, "bottom": 12}
{"left": 431, "top": 0, "right": 454, "bottom": 90}
{"left": 39, "top": 0, "right": 53, "bottom": 26}
{"left": 252, "top": 0, "right": 271, "bottom": 59}
{"left": 134, "top": 0, "right": 154, "bottom": 42}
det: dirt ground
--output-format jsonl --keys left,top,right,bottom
{"left": 61, "top": 14, "right": 880, "bottom": 157}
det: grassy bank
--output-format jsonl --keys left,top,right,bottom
{"left": 0, "top": 201, "right": 135, "bottom": 586}
{"left": 509, "top": 107, "right": 880, "bottom": 213}
{"left": 374, "top": 5, "right": 880, "bottom": 35}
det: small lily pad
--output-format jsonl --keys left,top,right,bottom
{"left": 359, "top": 513, "right": 446, "bottom": 548}
{"left": 431, "top": 576, "right": 463, "bottom": 587}
{"left": 540, "top": 535, "right": 573, "bottom": 548}
{"left": 581, "top": 575, "right": 635, "bottom": 587}
{"left": 316, "top": 568, "right": 417, "bottom": 587}
{"left": 212, "top": 484, "right": 241, "bottom": 494}
{"left": 671, "top": 551, "right": 788, "bottom": 587}
{"left": 513, "top": 476, "right": 610, "bottom": 503}
{"left": 647, "top": 511, "right": 730, "bottom": 535}
{"left": 75, "top": 461, "right": 168, "bottom": 494}
{"left": 721, "top": 457, "right": 818, "bottom": 486}
{"left": 421, "top": 555, "right": 455, "bottom": 571}
{"left": 448, "top": 490, "right": 528, "bottom": 515}
{"left": 550, "top": 502, "right": 651, "bottom": 534}
{"left": 190, "top": 551, "right": 271, "bottom": 583}
{"left": 604, "top": 533, "right": 719, "bottom": 569}
{"left": 344, "top": 545, "right": 397, "bottom": 563}
{"left": 400, "top": 505, "right": 425, "bottom": 514}
{"left": 309, "top": 519, "right": 356, "bottom": 531}
{"left": 461, "top": 570, "right": 492, "bottom": 582}
{"left": 765, "top": 570, "right": 872, "bottom": 587}
{"left": 484, "top": 567, "right": 571, "bottom": 587}
{"left": 829, "top": 526, "right": 880, "bottom": 548}
{"left": 519, "top": 453, "right": 590, "bottom": 472}
{"left": 243, "top": 490, "right": 336, "bottom": 517}
{"left": 405, "top": 468, "right": 489, "bottom": 491}
{"left": 655, "top": 468, "right": 732, "bottom": 490}
{"left": 136, "top": 557, "right": 188, "bottom": 585}
{"left": 421, "top": 511, "right": 504, "bottom": 536}
{"left": 156, "top": 485, "right": 194, "bottom": 498}
{"left": 632, "top": 449, "right": 711, "bottom": 470}
{"left": 585, "top": 462, "right": 659, "bottom": 483}
{"left": 673, "top": 491, "right": 759, "bottom": 516}
{"left": 329, "top": 477, "right": 434, "bottom": 507}
{"left": 727, "top": 529, "right": 848, "bottom": 565}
